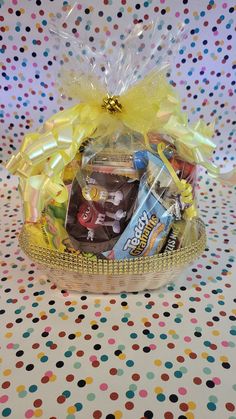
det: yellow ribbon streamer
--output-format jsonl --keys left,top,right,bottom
{"left": 157, "top": 142, "right": 198, "bottom": 220}
{"left": 5, "top": 71, "right": 229, "bottom": 222}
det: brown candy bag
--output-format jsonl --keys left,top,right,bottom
{"left": 66, "top": 170, "right": 139, "bottom": 253}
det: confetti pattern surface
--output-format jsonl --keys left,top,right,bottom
{"left": 0, "top": 1, "right": 236, "bottom": 418}
{"left": 0, "top": 171, "right": 236, "bottom": 419}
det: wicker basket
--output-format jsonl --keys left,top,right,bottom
{"left": 19, "top": 218, "right": 206, "bottom": 293}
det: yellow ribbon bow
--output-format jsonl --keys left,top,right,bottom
{"left": 5, "top": 70, "right": 229, "bottom": 222}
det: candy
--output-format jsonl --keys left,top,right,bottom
{"left": 66, "top": 169, "right": 139, "bottom": 253}
{"left": 65, "top": 145, "right": 191, "bottom": 259}
{"left": 105, "top": 175, "right": 173, "bottom": 259}
{"left": 160, "top": 221, "right": 185, "bottom": 253}
{"left": 134, "top": 150, "right": 182, "bottom": 218}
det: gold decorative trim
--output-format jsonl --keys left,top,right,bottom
{"left": 102, "top": 94, "right": 122, "bottom": 114}
{"left": 19, "top": 219, "right": 206, "bottom": 276}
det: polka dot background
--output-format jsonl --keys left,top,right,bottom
{"left": 0, "top": 1, "right": 236, "bottom": 418}
{"left": 0, "top": 0, "right": 235, "bottom": 167}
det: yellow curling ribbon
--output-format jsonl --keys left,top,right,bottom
{"left": 5, "top": 71, "right": 229, "bottom": 222}
{"left": 157, "top": 142, "right": 197, "bottom": 220}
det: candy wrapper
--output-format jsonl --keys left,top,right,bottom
{"left": 5, "top": 14, "right": 235, "bottom": 292}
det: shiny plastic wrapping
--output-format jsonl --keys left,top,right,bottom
{"left": 7, "top": 8, "right": 233, "bottom": 286}
{"left": 65, "top": 129, "right": 197, "bottom": 260}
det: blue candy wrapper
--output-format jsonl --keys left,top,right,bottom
{"left": 104, "top": 177, "right": 173, "bottom": 259}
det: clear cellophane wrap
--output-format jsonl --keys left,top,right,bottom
{"left": 6, "top": 13, "right": 235, "bottom": 291}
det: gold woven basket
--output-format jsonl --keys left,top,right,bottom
{"left": 19, "top": 218, "right": 206, "bottom": 293}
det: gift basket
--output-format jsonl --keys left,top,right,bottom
{"left": 6, "top": 15, "right": 234, "bottom": 293}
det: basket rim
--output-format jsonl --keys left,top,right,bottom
{"left": 19, "top": 218, "right": 206, "bottom": 275}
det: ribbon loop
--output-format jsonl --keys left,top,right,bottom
{"left": 5, "top": 71, "right": 233, "bottom": 222}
